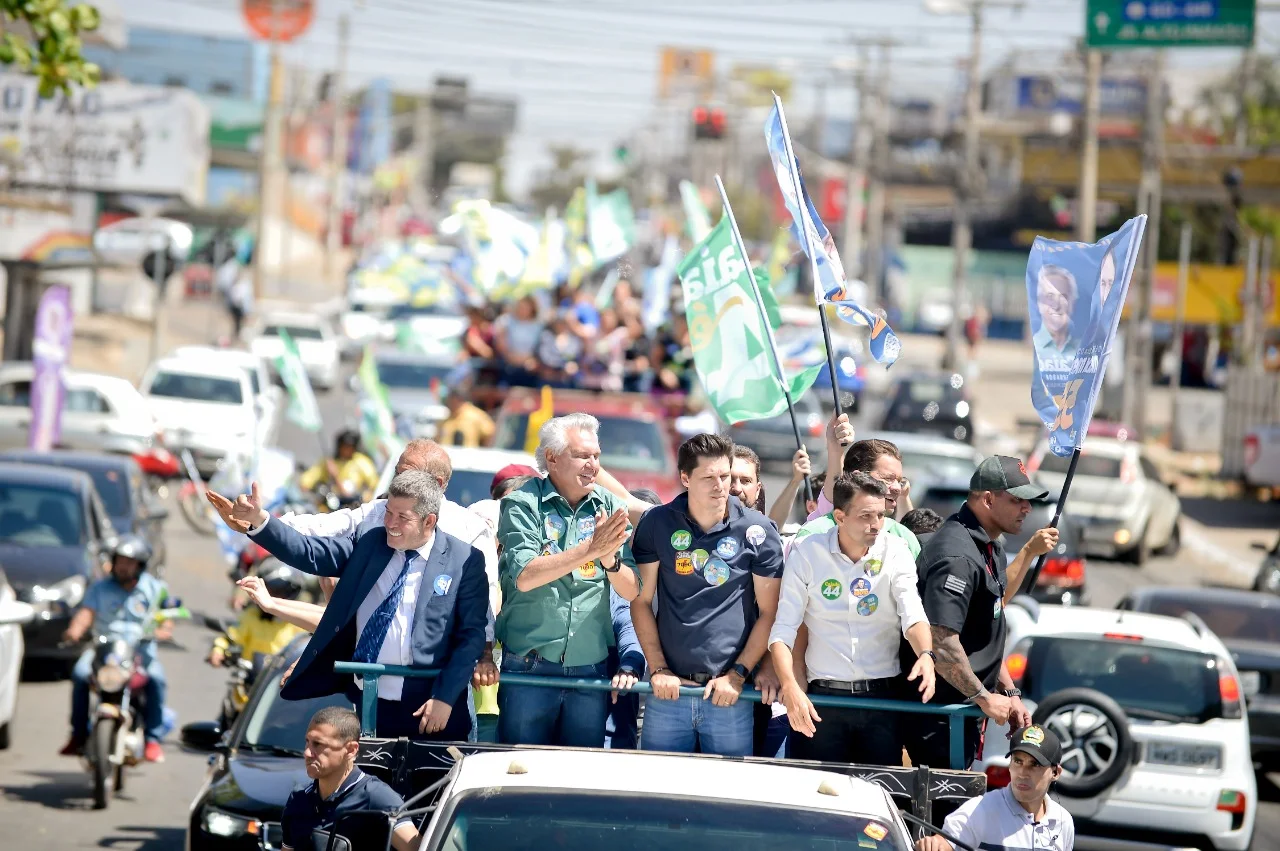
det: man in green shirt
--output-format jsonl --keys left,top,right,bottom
{"left": 495, "top": 412, "right": 638, "bottom": 747}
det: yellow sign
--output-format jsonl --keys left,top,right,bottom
{"left": 1021, "top": 145, "right": 1280, "bottom": 192}
{"left": 659, "top": 47, "right": 714, "bottom": 99}
{"left": 730, "top": 65, "right": 792, "bottom": 108}
{"left": 1121, "top": 261, "right": 1280, "bottom": 328}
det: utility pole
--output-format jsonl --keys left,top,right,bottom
{"left": 252, "top": 0, "right": 285, "bottom": 302}
{"left": 1077, "top": 48, "right": 1102, "bottom": 243}
{"left": 1169, "top": 222, "right": 1191, "bottom": 451}
{"left": 841, "top": 47, "right": 871, "bottom": 282}
{"left": 324, "top": 12, "right": 350, "bottom": 280}
{"left": 1236, "top": 46, "right": 1256, "bottom": 149}
{"left": 411, "top": 90, "right": 435, "bottom": 218}
{"left": 1123, "top": 49, "right": 1166, "bottom": 441}
{"left": 864, "top": 39, "right": 893, "bottom": 302}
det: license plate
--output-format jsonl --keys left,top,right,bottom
{"left": 1145, "top": 741, "right": 1221, "bottom": 770}
{"left": 1240, "top": 670, "right": 1262, "bottom": 697}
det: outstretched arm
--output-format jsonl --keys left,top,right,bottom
{"left": 231, "top": 483, "right": 358, "bottom": 578}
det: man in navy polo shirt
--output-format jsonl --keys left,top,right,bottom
{"left": 281, "top": 707, "right": 419, "bottom": 851}
{"left": 631, "top": 433, "right": 784, "bottom": 756}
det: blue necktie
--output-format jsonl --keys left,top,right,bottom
{"left": 353, "top": 551, "right": 417, "bottom": 665}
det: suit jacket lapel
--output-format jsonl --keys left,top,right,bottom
{"left": 412, "top": 533, "right": 452, "bottom": 624}
{"left": 348, "top": 530, "right": 396, "bottom": 623}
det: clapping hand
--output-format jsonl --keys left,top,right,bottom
{"left": 587, "top": 508, "right": 629, "bottom": 563}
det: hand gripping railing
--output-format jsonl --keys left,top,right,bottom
{"left": 334, "top": 661, "right": 985, "bottom": 770}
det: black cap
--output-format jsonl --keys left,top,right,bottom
{"left": 1008, "top": 725, "right": 1063, "bottom": 767}
{"left": 969, "top": 456, "right": 1049, "bottom": 501}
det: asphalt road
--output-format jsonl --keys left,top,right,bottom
{"left": 0, "top": 371, "right": 1275, "bottom": 850}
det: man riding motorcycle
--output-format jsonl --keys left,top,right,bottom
{"left": 297, "top": 429, "right": 379, "bottom": 511}
{"left": 60, "top": 535, "right": 174, "bottom": 763}
{"left": 208, "top": 562, "right": 308, "bottom": 666}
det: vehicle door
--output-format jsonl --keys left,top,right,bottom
{"left": 1138, "top": 454, "right": 1177, "bottom": 537}
{"left": 58, "top": 384, "right": 118, "bottom": 452}
{"left": 0, "top": 377, "right": 32, "bottom": 450}
{"left": 84, "top": 490, "right": 115, "bottom": 576}
{"left": 132, "top": 466, "right": 167, "bottom": 565}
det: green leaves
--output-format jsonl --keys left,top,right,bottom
{"left": 0, "top": 1, "right": 101, "bottom": 93}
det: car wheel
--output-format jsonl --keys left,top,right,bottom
{"left": 1127, "top": 528, "right": 1150, "bottom": 566}
{"left": 1155, "top": 520, "right": 1181, "bottom": 557}
{"left": 1032, "top": 687, "right": 1134, "bottom": 798}
{"left": 0, "top": 718, "right": 10, "bottom": 750}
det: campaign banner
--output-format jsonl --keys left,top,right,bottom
{"left": 29, "top": 284, "right": 73, "bottom": 452}
{"left": 1026, "top": 215, "right": 1147, "bottom": 456}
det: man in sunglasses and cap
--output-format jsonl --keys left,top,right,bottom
{"left": 916, "top": 724, "right": 1075, "bottom": 851}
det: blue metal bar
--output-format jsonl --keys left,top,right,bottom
{"left": 335, "top": 662, "right": 983, "bottom": 766}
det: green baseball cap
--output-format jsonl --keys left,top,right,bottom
{"left": 969, "top": 456, "right": 1049, "bottom": 500}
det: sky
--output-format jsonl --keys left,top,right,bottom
{"left": 115, "top": 0, "right": 1280, "bottom": 198}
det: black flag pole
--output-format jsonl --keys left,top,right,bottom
{"left": 1021, "top": 446, "right": 1080, "bottom": 594}
{"left": 714, "top": 175, "right": 814, "bottom": 507}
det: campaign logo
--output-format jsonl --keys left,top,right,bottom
{"left": 691, "top": 549, "right": 710, "bottom": 571}
{"left": 545, "top": 514, "right": 566, "bottom": 540}
{"left": 716, "top": 536, "right": 738, "bottom": 559}
{"left": 852, "top": 577, "right": 872, "bottom": 598}
{"left": 857, "top": 594, "right": 879, "bottom": 616}
{"left": 577, "top": 562, "right": 598, "bottom": 580}
{"left": 703, "top": 557, "right": 731, "bottom": 586}
{"left": 863, "top": 558, "right": 883, "bottom": 577}
{"left": 820, "top": 579, "right": 842, "bottom": 600}
{"left": 745, "top": 524, "right": 767, "bottom": 546}
{"left": 433, "top": 574, "right": 453, "bottom": 596}
{"left": 675, "top": 553, "right": 695, "bottom": 575}
{"left": 670, "top": 529, "right": 693, "bottom": 550}
{"left": 577, "top": 516, "right": 597, "bottom": 538}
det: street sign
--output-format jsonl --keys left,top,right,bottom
{"left": 1085, "top": 0, "right": 1255, "bottom": 49}
{"left": 243, "top": 0, "right": 314, "bottom": 43}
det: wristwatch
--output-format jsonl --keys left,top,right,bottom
{"left": 920, "top": 650, "right": 937, "bottom": 661}
{"left": 728, "top": 663, "right": 750, "bottom": 681}
{"left": 1001, "top": 687, "right": 1023, "bottom": 698}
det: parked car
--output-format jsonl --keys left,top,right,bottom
{"left": 360, "top": 347, "right": 455, "bottom": 440}
{"left": 1117, "top": 586, "right": 1280, "bottom": 770}
{"left": 1253, "top": 532, "right": 1280, "bottom": 595}
{"left": 1243, "top": 423, "right": 1280, "bottom": 491}
{"left": 0, "top": 450, "right": 169, "bottom": 574}
{"left": 0, "top": 363, "right": 159, "bottom": 456}
{"left": 0, "top": 565, "right": 34, "bottom": 748}
{"left": 0, "top": 463, "right": 116, "bottom": 665}
{"left": 140, "top": 356, "right": 258, "bottom": 478}
{"left": 879, "top": 372, "right": 975, "bottom": 444}
{"left": 874, "top": 430, "right": 983, "bottom": 498}
{"left": 169, "top": 346, "right": 282, "bottom": 447}
{"left": 980, "top": 599, "right": 1256, "bottom": 851}
{"left": 381, "top": 301, "right": 468, "bottom": 351}
{"left": 248, "top": 312, "right": 341, "bottom": 391}
{"left": 721, "top": 388, "right": 827, "bottom": 470}
{"left": 494, "top": 389, "right": 681, "bottom": 502}
{"left": 338, "top": 289, "right": 397, "bottom": 360}
{"left": 376, "top": 445, "right": 539, "bottom": 509}
{"left": 1029, "top": 436, "right": 1181, "bottom": 564}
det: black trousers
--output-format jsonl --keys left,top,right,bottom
{"left": 347, "top": 682, "right": 472, "bottom": 742}
{"left": 903, "top": 712, "right": 987, "bottom": 770}
{"left": 789, "top": 680, "right": 904, "bottom": 766}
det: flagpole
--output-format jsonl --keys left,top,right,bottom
{"left": 1020, "top": 447, "right": 1080, "bottom": 594}
{"left": 715, "top": 175, "right": 814, "bottom": 506}
{"left": 772, "top": 94, "right": 844, "bottom": 419}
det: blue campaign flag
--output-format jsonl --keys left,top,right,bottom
{"left": 1026, "top": 215, "right": 1147, "bottom": 457}
{"left": 764, "top": 98, "right": 902, "bottom": 365}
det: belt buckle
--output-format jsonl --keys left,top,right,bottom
{"left": 690, "top": 672, "right": 711, "bottom": 685}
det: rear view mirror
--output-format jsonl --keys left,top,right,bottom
{"left": 181, "top": 720, "right": 225, "bottom": 752}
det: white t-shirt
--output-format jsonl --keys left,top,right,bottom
{"left": 942, "top": 788, "right": 1075, "bottom": 851}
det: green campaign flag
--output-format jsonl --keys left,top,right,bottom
{"left": 677, "top": 217, "right": 821, "bottom": 424}
{"left": 356, "top": 346, "right": 399, "bottom": 461}
{"left": 752, "top": 265, "right": 783, "bottom": 330}
{"left": 585, "top": 178, "right": 635, "bottom": 264}
{"left": 679, "top": 179, "right": 712, "bottom": 242}
{"left": 274, "top": 329, "right": 322, "bottom": 432}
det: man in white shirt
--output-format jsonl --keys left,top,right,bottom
{"left": 917, "top": 725, "right": 1074, "bottom": 851}
{"left": 769, "top": 471, "right": 936, "bottom": 765}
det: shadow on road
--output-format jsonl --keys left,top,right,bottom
{"left": 1180, "top": 497, "right": 1280, "bottom": 532}
{"left": 1259, "top": 771, "right": 1280, "bottom": 805}
{"left": 97, "top": 826, "right": 187, "bottom": 850}
{"left": 1, "top": 769, "right": 98, "bottom": 811}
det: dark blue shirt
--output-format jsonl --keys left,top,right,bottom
{"left": 280, "top": 767, "right": 410, "bottom": 851}
{"left": 632, "top": 494, "right": 784, "bottom": 678}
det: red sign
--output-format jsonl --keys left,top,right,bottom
{"left": 820, "top": 177, "right": 846, "bottom": 225}
{"left": 243, "top": 0, "right": 314, "bottom": 42}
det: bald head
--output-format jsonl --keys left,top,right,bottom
{"left": 396, "top": 439, "right": 452, "bottom": 487}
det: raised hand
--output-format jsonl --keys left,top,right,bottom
{"left": 227, "top": 482, "right": 268, "bottom": 531}
{"left": 206, "top": 489, "right": 252, "bottom": 533}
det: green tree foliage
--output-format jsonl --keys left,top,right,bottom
{"left": 0, "top": 1, "right": 101, "bottom": 96}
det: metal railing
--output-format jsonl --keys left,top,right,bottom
{"left": 334, "top": 661, "right": 985, "bottom": 770}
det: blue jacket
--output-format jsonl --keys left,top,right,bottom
{"left": 252, "top": 517, "right": 488, "bottom": 708}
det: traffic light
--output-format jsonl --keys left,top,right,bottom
{"left": 693, "top": 106, "right": 726, "bottom": 140}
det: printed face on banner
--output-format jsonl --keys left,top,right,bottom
{"left": 1025, "top": 216, "right": 1146, "bottom": 456}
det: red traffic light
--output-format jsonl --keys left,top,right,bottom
{"left": 692, "top": 105, "right": 725, "bottom": 140}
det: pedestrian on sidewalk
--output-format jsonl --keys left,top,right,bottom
{"left": 227, "top": 260, "right": 254, "bottom": 340}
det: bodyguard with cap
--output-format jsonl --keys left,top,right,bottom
{"left": 915, "top": 725, "right": 1075, "bottom": 851}
{"left": 904, "top": 456, "right": 1059, "bottom": 769}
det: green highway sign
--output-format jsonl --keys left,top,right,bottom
{"left": 1085, "top": 0, "right": 1256, "bottom": 49}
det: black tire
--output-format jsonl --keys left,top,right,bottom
{"left": 1032, "top": 687, "right": 1133, "bottom": 798}
{"left": 0, "top": 719, "right": 10, "bottom": 750}
{"left": 91, "top": 720, "right": 117, "bottom": 810}
{"left": 1155, "top": 520, "right": 1181, "bottom": 557}
{"left": 1127, "top": 527, "right": 1150, "bottom": 566}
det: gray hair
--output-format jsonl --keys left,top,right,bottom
{"left": 387, "top": 469, "right": 443, "bottom": 520}
{"left": 535, "top": 412, "right": 600, "bottom": 473}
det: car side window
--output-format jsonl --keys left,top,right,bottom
{"left": 1138, "top": 457, "right": 1161, "bottom": 482}
{"left": 0, "top": 380, "right": 32, "bottom": 407}
{"left": 64, "top": 388, "right": 112, "bottom": 414}
{"left": 89, "top": 492, "right": 113, "bottom": 541}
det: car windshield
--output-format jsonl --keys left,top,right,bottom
{"left": 498, "top": 414, "right": 669, "bottom": 473}
{"left": 376, "top": 360, "right": 454, "bottom": 388}
{"left": 918, "top": 487, "right": 969, "bottom": 518}
{"left": 438, "top": 790, "right": 905, "bottom": 851}
{"left": 446, "top": 469, "right": 495, "bottom": 508}
{"left": 899, "top": 451, "right": 978, "bottom": 483}
{"left": 263, "top": 324, "right": 324, "bottom": 341}
{"left": 1140, "top": 598, "right": 1280, "bottom": 644}
{"left": 1022, "top": 637, "right": 1223, "bottom": 722}
{"left": 240, "top": 668, "right": 349, "bottom": 753}
{"left": 0, "top": 484, "right": 83, "bottom": 547}
{"left": 243, "top": 367, "right": 261, "bottom": 395}
{"left": 147, "top": 371, "right": 244, "bottom": 405}
{"left": 85, "top": 468, "right": 130, "bottom": 518}
{"left": 388, "top": 303, "right": 459, "bottom": 320}
{"left": 899, "top": 380, "right": 963, "bottom": 404}
{"left": 1038, "top": 452, "right": 1121, "bottom": 478}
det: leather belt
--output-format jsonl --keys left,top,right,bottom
{"left": 676, "top": 671, "right": 713, "bottom": 685}
{"left": 810, "top": 677, "right": 896, "bottom": 694}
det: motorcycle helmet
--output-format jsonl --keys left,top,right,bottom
{"left": 110, "top": 534, "right": 154, "bottom": 572}
{"left": 334, "top": 428, "right": 361, "bottom": 457}
{"left": 257, "top": 561, "right": 306, "bottom": 601}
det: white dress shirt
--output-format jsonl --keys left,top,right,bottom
{"left": 280, "top": 496, "right": 499, "bottom": 641}
{"left": 353, "top": 532, "right": 435, "bottom": 702}
{"left": 770, "top": 526, "right": 927, "bottom": 682}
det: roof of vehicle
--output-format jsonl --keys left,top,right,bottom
{"left": 1009, "top": 602, "right": 1225, "bottom": 655}
{"left": 258, "top": 312, "right": 329, "bottom": 328}
{"left": 872, "top": 431, "right": 982, "bottom": 458}
{"left": 370, "top": 346, "right": 458, "bottom": 367}
{"left": 0, "top": 362, "right": 143, "bottom": 392}
{"left": 892, "top": 371, "right": 968, "bottom": 389}
{"left": 0, "top": 461, "right": 94, "bottom": 492}
{"left": 1124, "top": 584, "right": 1280, "bottom": 613}
{"left": 498, "top": 388, "right": 666, "bottom": 420}
{"left": 147, "top": 356, "right": 248, "bottom": 382}
{"left": 1033, "top": 436, "right": 1134, "bottom": 460}
{"left": 169, "top": 346, "right": 268, "bottom": 368}
{"left": 377, "top": 446, "right": 537, "bottom": 494}
{"left": 446, "top": 749, "right": 895, "bottom": 819}
{"left": 0, "top": 450, "right": 141, "bottom": 475}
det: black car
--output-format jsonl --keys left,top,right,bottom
{"left": 879, "top": 372, "right": 975, "bottom": 444}
{"left": 1117, "top": 586, "right": 1280, "bottom": 770}
{"left": 918, "top": 478, "right": 1088, "bottom": 605}
{"left": 1252, "top": 532, "right": 1280, "bottom": 595}
{"left": 0, "top": 450, "right": 168, "bottom": 573}
{"left": 183, "top": 636, "right": 349, "bottom": 850}
{"left": 0, "top": 463, "right": 117, "bottom": 662}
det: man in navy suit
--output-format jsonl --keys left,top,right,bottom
{"left": 231, "top": 470, "right": 487, "bottom": 740}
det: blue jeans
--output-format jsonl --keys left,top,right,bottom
{"left": 71, "top": 649, "right": 167, "bottom": 742}
{"left": 640, "top": 694, "right": 753, "bottom": 757}
{"left": 497, "top": 650, "right": 609, "bottom": 748}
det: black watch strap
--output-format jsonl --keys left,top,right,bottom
{"left": 728, "top": 663, "right": 750, "bottom": 680}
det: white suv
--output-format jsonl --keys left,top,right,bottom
{"left": 975, "top": 600, "right": 1257, "bottom": 850}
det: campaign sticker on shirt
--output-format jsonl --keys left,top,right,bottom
{"left": 577, "top": 516, "right": 597, "bottom": 538}
{"left": 433, "top": 574, "right": 453, "bottom": 596}
{"left": 994, "top": 598, "right": 1003, "bottom": 619}
{"left": 820, "top": 579, "right": 842, "bottom": 600}
{"left": 703, "top": 557, "right": 731, "bottom": 586}
{"left": 745, "top": 524, "right": 767, "bottom": 546}
{"left": 675, "top": 552, "right": 695, "bottom": 575}
{"left": 577, "top": 562, "right": 598, "bottom": 580}
{"left": 863, "top": 558, "right": 883, "bottom": 577}
{"left": 864, "top": 824, "right": 888, "bottom": 842}
{"left": 852, "top": 577, "right": 872, "bottom": 598}
{"left": 545, "top": 514, "right": 566, "bottom": 540}
{"left": 540, "top": 540, "right": 562, "bottom": 557}
{"left": 715, "top": 536, "right": 739, "bottom": 559}
{"left": 691, "top": 548, "right": 710, "bottom": 571}
{"left": 857, "top": 594, "right": 879, "bottom": 616}
{"left": 670, "top": 529, "right": 693, "bottom": 550}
